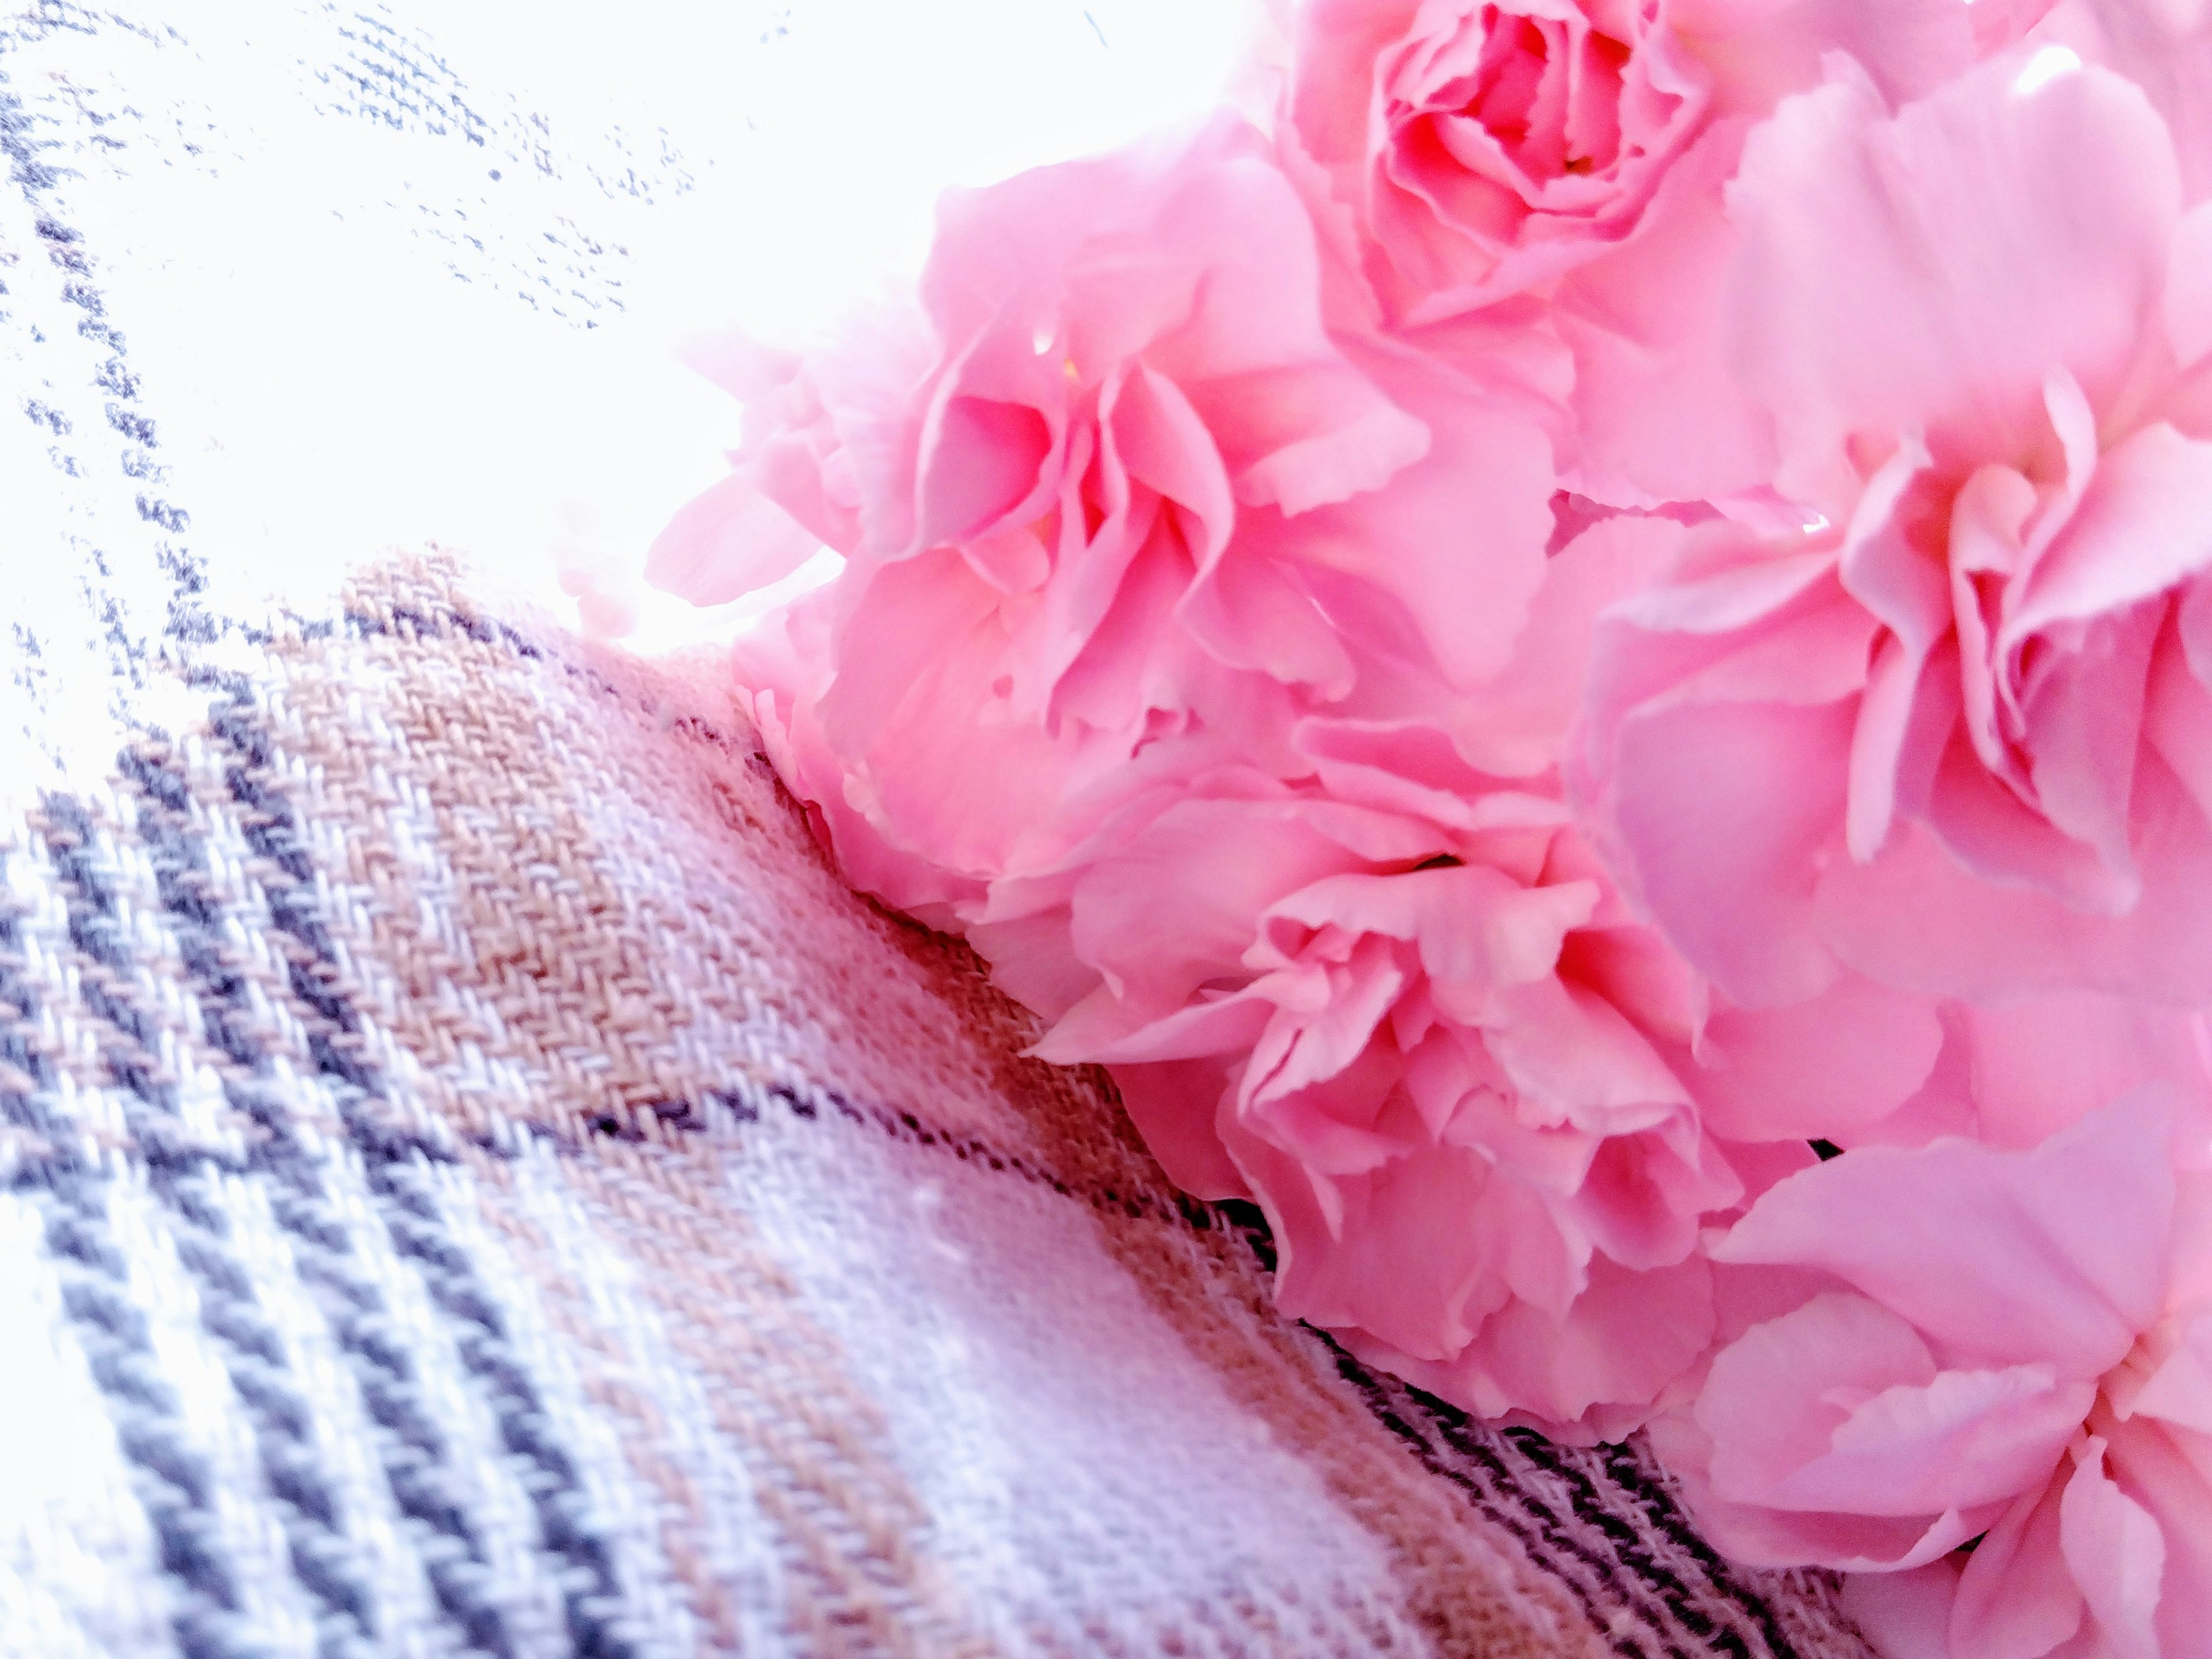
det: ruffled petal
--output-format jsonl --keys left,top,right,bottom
{"left": 1715, "top": 1092, "right": 2176, "bottom": 1375}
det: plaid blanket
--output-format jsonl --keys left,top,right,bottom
{"left": 1, "top": 6, "right": 1880, "bottom": 1656}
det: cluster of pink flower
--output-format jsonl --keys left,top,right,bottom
{"left": 652, "top": 2, "right": 2212, "bottom": 1651}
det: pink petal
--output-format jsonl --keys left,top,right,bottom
{"left": 1369, "top": 1253, "right": 1719, "bottom": 1438}
{"left": 1248, "top": 336, "right": 1554, "bottom": 691}
{"left": 1715, "top": 1092, "right": 2175, "bottom": 1375}
{"left": 1949, "top": 1470, "right": 2086, "bottom": 1659}
{"left": 1455, "top": 514, "right": 1695, "bottom": 774}
{"left": 2011, "top": 423, "right": 2212, "bottom": 639}
{"left": 2065, "top": 0, "right": 2212, "bottom": 204}
{"left": 1726, "top": 55, "right": 2180, "bottom": 507}
{"left": 646, "top": 474, "right": 826, "bottom": 604}
{"left": 1782, "top": 1365, "right": 2090, "bottom": 1516}
{"left": 2103, "top": 1406, "right": 2212, "bottom": 1658}
{"left": 1690, "top": 975, "right": 1944, "bottom": 1143}
{"left": 1670, "top": 0, "right": 1980, "bottom": 112}
{"left": 1059, "top": 796, "right": 1400, "bottom": 1012}
{"left": 1605, "top": 694, "right": 1854, "bottom": 1007}
{"left": 1652, "top": 1400, "right": 1995, "bottom": 1572}
{"left": 1840, "top": 1562, "right": 1968, "bottom": 1659}
{"left": 1552, "top": 121, "right": 1778, "bottom": 507}
{"left": 2164, "top": 203, "right": 2212, "bottom": 372}
{"left": 1262, "top": 863, "right": 1589, "bottom": 989}
{"left": 1266, "top": 1132, "right": 1505, "bottom": 1362}
{"left": 2126, "top": 1308, "right": 2212, "bottom": 1434}
{"left": 1478, "top": 977, "right": 1692, "bottom": 1127}
{"left": 1698, "top": 1292, "right": 1938, "bottom": 1506}
{"left": 1955, "top": 991, "right": 2212, "bottom": 1152}
{"left": 675, "top": 328, "right": 800, "bottom": 402}
{"left": 1810, "top": 760, "right": 2212, "bottom": 1003}
{"left": 1103, "top": 1057, "right": 1252, "bottom": 1200}
{"left": 915, "top": 393, "right": 1055, "bottom": 552}
{"left": 2060, "top": 1443, "right": 2167, "bottom": 1659}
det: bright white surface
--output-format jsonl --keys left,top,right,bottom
{"left": 61, "top": 0, "right": 1255, "bottom": 650}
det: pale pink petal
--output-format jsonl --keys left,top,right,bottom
{"left": 1259, "top": 863, "right": 1590, "bottom": 989}
{"left": 1478, "top": 977, "right": 1692, "bottom": 1127}
{"left": 1810, "top": 763, "right": 2212, "bottom": 1003}
{"left": 1725, "top": 56, "right": 2181, "bottom": 507}
{"left": 1058, "top": 795, "right": 1401, "bottom": 1012}
{"left": 2015, "top": 608, "right": 2161, "bottom": 898}
{"left": 1605, "top": 695, "right": 1853, "bottom": 1006}
{"left": 1782, "top": 1366, "right": 2090, "bottom": 1516}
{"left": 1669, "top": 0, "right": 1980, "bottom": 111}
{"left": 1714, "top": 1092, "right": 2175, "bottom": 1374}
{"left": 1243, "top": 335, "right": 1554, "bottom": 691}
{"left": 1697, "top": 1293, "right": 1938, "bottom": 1506}
{"left": 1451, "top": 514, "right": 1695, "bottom": 774}
{"left": 2104, "top": 1408, "right": 2212, "bottom": 1657}
{"left": 675, "top": 328, "right": 799, "bottom": 402}
{"left": 2147, "top": 604, "right": 2212, "bottom": 832}
{"left": 1842, "top": 1561, "right": 1968, "bottom": 1659}
{"left": 1368, "top": 1253, "right": 1720, "bottom": 1439}
{"left": 915, "top": 392, "right": 1056, "bottom": 554}
{"left": 1950, "top": 1471, "right": 2088, "bottom": 1659}
{"left": 2011, "top": 423, "right": 2212, "bottom": 638}
{"left": 1955, "top": 994, "right": 2212, "bottom": 1152}
{"left": 2164, "top": 204, "right": 2212, "bottom": 370}
{"left": 2059, "top": 1444, "right": 2166, "bottom": 1659}
{"left": 646, "top": 474, "right": 825, "bottom": 604}
{"left": 1036, "top": 982, "right": 1274, "bottom": 1067}
{"left": 1287, "top": 0, "right": 1422, "bottom": 178}
{"left": 1266, "top": 1133, "right": 1505, "bottom": 1361}
{"left": 2062, "top": 0, "right": 2212, "bottom": 204}
{"left": 1690, "top": 975, "right": 1944, "bottom": 1142}
{"left": 2126, "top": 1308, "right": 2212, "bottom": 1433}
{"left": 965, "top": 908, "right": 1099, "bottom": 1021}
{"left": 1551, "top": 120, "right": 1778, "bottom": 507}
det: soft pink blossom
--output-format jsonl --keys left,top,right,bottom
{"left": 1650, "top": 1093, "right": 2212, "bottom": 1659}
{"left": 1018, "top": 759, "right": 1738, "bottom": 1438}
{"left": 1284, "top": 0, "right": 1718, "bottom": 321}
{"left": 990, "top": 711, "right": 1942, "bottom": 1438}
{"left": 1572, "top": 52, "right": 2212, "bottom": 1008}
{"left": 654, "top": 114, "right": 1556, "bottom": 910}
{"left": 1274, "top": 0, "right": 2018, "bottom": 506}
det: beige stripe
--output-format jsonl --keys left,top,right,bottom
{"left": 296, "top": 557, "right": 1039, "bottom": 1156}
{"left": 543, "top": 1138, "right": 999, "bottom": 1659}
{"left": 465, "top": 1155, "right": 749, "bottom": 1656}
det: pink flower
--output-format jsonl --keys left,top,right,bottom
{"left": 653, "top": 114, "right": 1556, "bottom": 906}
{"left": 1572, "top": 52, "right": 2212, "bottom": 1009}
{"left": 1650, "top": 1093, "right": 2212, "bottom": 1659}
{"left": 989, "top": 702, "right": 1937, "bottom": 1438}
{"left": 1276, "top": 0, "right": 2053, "bottom": 506}
{"left": 1017, "top": 756, "right": 1736, "bottom": 1438}
{"left": 1286, "top": 0, "right": 1720, "bottom": 322}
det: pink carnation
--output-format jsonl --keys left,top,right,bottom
{"left": 1283, "top": 0, "right": 1718, "bottom": 320}
{"left": 1017, "top": 755, "right": 1737, "bottom": 1439}
{"left": 990, "top": 692, "right": 1941, "bottom": 1438}
{"left": 654, "top": 114, "right": 1556, "bottom": 911}
{"left": 1274, "top": 0, "right": 2030, "bottom": 506}
{"left": 1650, "top": 1089, "right": 2212, "bottom": 1659}
{"left": 1573, "top": 51, "right": 2212, "bottom": 1009}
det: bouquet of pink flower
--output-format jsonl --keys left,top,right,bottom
{"left": 650, "top": 2, "right": 2212, "bottom": 1652}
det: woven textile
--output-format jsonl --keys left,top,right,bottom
{"left": 2, "top": 5, "right": 1881, "bottom": 1656}
{"left": 0, "top": 553, "right": 1874, "bottom": 1658}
